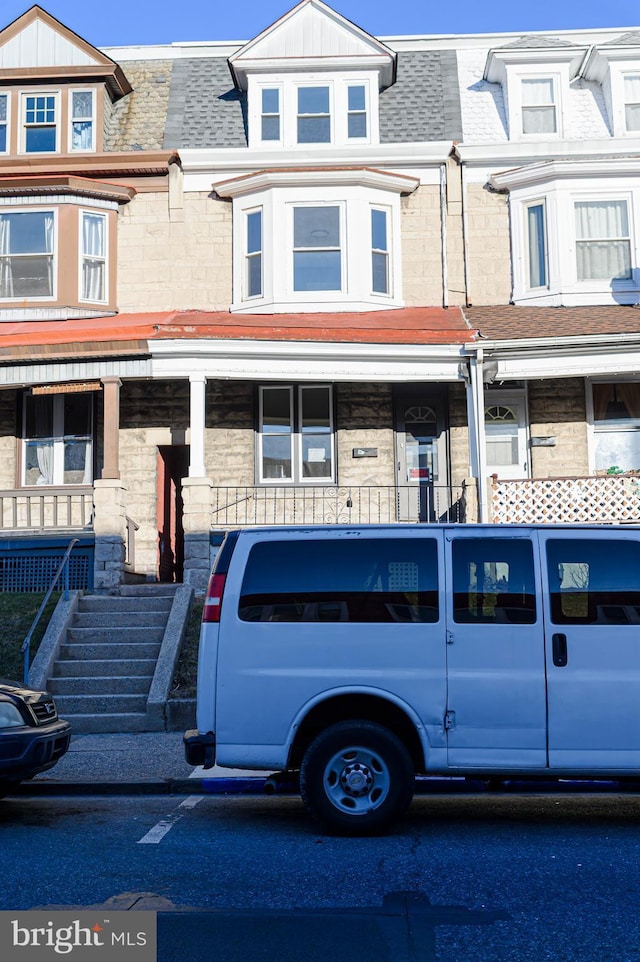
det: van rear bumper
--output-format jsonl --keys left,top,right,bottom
{"left": 184, "top": 730, "right": 216, "bottom": 769}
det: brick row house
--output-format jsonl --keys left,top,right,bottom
{"left": 1, "top": 1, "right": 640, "bottom": 590}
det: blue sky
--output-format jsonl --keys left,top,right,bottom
{"left": 2, "top": 0, "right": 639, "bottom": 47}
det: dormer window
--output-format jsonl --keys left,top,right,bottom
{"left": 70, "top": 90, "right": 96, "bottom": 151}
{"left": 347, "top": 85, "right": 367, "bottom": 138}
{"left": 521, "top": 78, "right": 557, "bottom": 135}
{"left": 23, "top": 93, "right": 58, "bottom": 153}
{"left": 261, "top": 88, "right": 281, "bottom": 142}
{"left": 624, "top": 75, "right": 640, "bottom": 132}
{"left": 297, "top": 86, "right": 331, "bottom": 144}
{"left": 0, "top": 94, "right": 7, "bottom": 153}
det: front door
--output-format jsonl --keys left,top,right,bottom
{"left": 395, "top": 394, "right": 449, "bottom": 521}
{"left": 445, "top": 531, "right": 548, "bottom": 769}
{"left": 484, "top": 394, "right": 528, "bottom": 479}
{"left": 540, "top": 529, "right": 640, "bottom": 772}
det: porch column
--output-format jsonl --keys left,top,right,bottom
{"left": 466, "top": 350, "right": 489, "bottom": 522}
{"left": 93, "top": 478, "right": 127, "bottom": 589}
{"left": 101, "top": 376, "right": 121, "bottom": 480}
{"left": 189, "top": 374, "right": 207, "bottom": 477}
{"left": 182, "top": 477, "right": 214, "bottom": 591}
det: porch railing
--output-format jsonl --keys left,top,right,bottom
{"left": 211, "top": 484, "right": 466, "bottom": 526}
{"left": 491, "top": 475, "right": 640, "bottom": 525}
{"left": 0, "top": 486, "right": 93, "bottom": 530}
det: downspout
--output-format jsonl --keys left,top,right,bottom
{"left": 460, "top": 160, "right": 471, "bottom": 307}
{"left": 440, "top": 163, "right": 449, "bottom": 308}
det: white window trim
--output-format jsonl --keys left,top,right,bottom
{"left": 370, "top": 204, "right": 392, "bottom": 298}
{"left": 69, "top": 88, "right": 96, "bottom": 153}
{"left": 258, "top": 384, "right": 294, "bottom": 484}
{"left": 296, "top": 384, "right": 335, "bottom": 485}
{"left": 571, "top": 191, "right": 634, "bottom": 289}
{"left": 523, "top": 199, "right": 549, "bottom": 292}
{"left": 0, "top": 90, "right": 9, "bottom": 155}
{"left": 257, "top": 384, "right": 335, "bottom": 485}
{"left": 518, "top": 73, "right": 561, "bottom": 139}
{"left": 78, "top": 209, "right": 108, "bottom": 304}
{"left": 20, "top": 89, "right": 60, "bottom": 155}
{"left": 246, "top": 72, "right": 378, "bottom": 148}
{"left": 0, "top": 207, "right": 58, "bottom": 303}
{"left": 290, "top": 201, "right": 344, "bottom": 297}
{"left": 244, "top": 206, "right": 263, "bottom": 300}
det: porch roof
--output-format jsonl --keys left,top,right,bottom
{"left": 0, "top": 307, "right": 475, "bottom": 360}
{"left": 463, "top": 305, "right": 640, "bottom": 341}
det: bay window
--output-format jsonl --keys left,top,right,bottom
{"left": 23, "top": 392, "right": 93, "bottom": 487}
{"left": 246, "top": 209, "right": 263, "bottom": 298}
{"left": 259, "top": 385, "right": 334, "bottom": 483}
{"left": 575, "top": 200, "right": 631, "bottom": 281}
{"left": 0, "top": 210, "right": 54, "bottom": 298}
{"left": 81, "top": 211, "right": 106, "bottom": 302}
{"left": 371, "top": 208, "right": 389, "bottom": 294}
{"left": 526, "top": 202, "right": 547, "bottom": 290}
{"left": 293, "top": 206, "right": 341, "bottom": 292}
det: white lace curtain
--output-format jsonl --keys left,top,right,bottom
{"left": 0, "top": 212, "right": 54, "bottom": 298}
{"left": 82, "top": 213, "right": 105, "bottom": 301}
{"left": 575, "top": 201, "right": 631, "bottom": 281}
{"left": 521, "top": 79, "right": 556, "bottom": 134}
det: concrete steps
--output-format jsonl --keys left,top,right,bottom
{"left": 49, "top": 584, "right": 181, "bottom": 734}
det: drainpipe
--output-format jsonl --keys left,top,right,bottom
{"left": 440, "top": 163, "right": 449, "bottom": 308}
{"left": 460, "top": 161, "right": 471, "bottom": 307}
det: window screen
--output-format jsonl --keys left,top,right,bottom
{"left": 452, "top": 538, "right": 536, "bottom": 624}
{"left": 547, "top": 538, "right": 640, "bottom": 625}
{"left": 239, "top": 537, "right": 439, "bottom": 623}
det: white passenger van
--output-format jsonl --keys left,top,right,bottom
{"left": 184, "top": 523, "right": 640, "bottom": 834}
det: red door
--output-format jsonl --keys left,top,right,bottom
{"left": 157, "top": 446, "right": 189, "bottom": 582}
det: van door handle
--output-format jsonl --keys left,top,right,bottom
{"left": 552, "top": 633, "right": 568, "bottom": 668}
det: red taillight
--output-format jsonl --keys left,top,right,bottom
{"left": 203, "top": 572, "right": 227, "bottom": 623}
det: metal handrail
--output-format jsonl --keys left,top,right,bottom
{"left": 20, "top": 537, "right": 79, "bottom": 685}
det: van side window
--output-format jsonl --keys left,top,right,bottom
{"left": 452, "top": 538, "right": 536, "bottom": 624}
{"left": 547, "top": 538, "right": 640, "bottom": 625}
{"left": 239, "top": 538, "right": 439, "bottom": 623}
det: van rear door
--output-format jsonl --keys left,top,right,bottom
{"left": 444, "top": 530, "right": 548, "bottom": 770}
{"left": 539, "top": 528, "right": 640, "bottom": 772}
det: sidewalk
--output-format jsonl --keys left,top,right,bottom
{"left": 16, "top": 732, "right": 278, "bottom": 797}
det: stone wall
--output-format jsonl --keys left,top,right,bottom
{"left": 448, "top": 382, "right": 472, "bottom": 487}
{"left": 117, "top": 191, "right": 232, "bottom": 313}
{"left": 528, "top": 379, "right": 589, "bottom": 477}
{"left": 335, "top": 384, "right": 395, "bottom": 485}
{"left": 465, "top": 185, "right": 511, "bottom": 306}
{"left": 401, "top": 185, "right": 444, "bottom": 307}
{"left": 105, "top": 61, "right": 173, "bottom": 152}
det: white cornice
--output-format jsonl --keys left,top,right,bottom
{"left": 484, "top": 45, "right": 588, "bottom": 84}
{"left": 490, "top": 156, "right": 640, "bottom": 190}
{"left": 455, "top": 138, "right": 640, "bottom": 170}
{"left": 213, "top": 166, "right": 420, "bottom": 198}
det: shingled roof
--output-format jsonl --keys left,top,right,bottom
{"left": 463, "top": 305, "right": 640, "bottom": 341}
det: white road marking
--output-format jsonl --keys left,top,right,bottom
{"left": 137, "top": 795, "right": 204, "bottom": 844}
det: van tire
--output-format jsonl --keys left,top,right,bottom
{"left": 299, "top": 720, "right": 414, "bottom": 836}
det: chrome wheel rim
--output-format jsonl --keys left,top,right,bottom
{"left": 323, "top": 745, "right": 391, "bottom": 815}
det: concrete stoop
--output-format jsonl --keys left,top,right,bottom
{"left": 46, "top": 583, "right": 193, "bottom": 734}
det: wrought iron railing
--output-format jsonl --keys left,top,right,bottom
{"left": 210, "top": 484, "right": 466, "bottom": 526}
{"left": 20, "top": 537, "right": 78, "bottom": 684}
{"left": 0, "top": 486, "right": 93, "bottom": 530}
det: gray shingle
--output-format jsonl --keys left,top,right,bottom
{"left": 495, "top": 35, "right": 577, "bottom": 49}
{"left": 164, "top": 58, "right": 247, "bottom": 150}
{"left": 602, "top": 31, "right": 640, "bottom": 45}
{"left": 380, "top": 51, "right": 462, "bottom": 143}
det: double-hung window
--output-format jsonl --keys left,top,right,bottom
{"left": 23, "top": 392, "right": 93, "bottom": 487}
{"left": 347, "top": 85, "right": 367, "bottom": 139}
{"left": 297, "top": 86, "right": 331, "bottom": 143}
{"left": 293, "top": 206, "right": 341, "bottom": 292}
{"left": 261, "top": 88, "right": 281, "bottom": 142}
{"left": 0, "top": 210, "right": 54, "bottom": 298}
{"left": 23, "top": 93, "right": 58, "bottom": 152}
{"left": 371, "top": 208, "right": 389, "bottom": 294}
{"left": 259, "top": 385, "right": 334, "bottom": 483}
{"left": 575, "top": 200, "right": 631, "bottom": 282}
{"left": 246, "top": 209, "right": 262, "bottom": 298}
{"left": 521, "top": 78, "right": 557, "bottom": 135}
{"left": 526, "top": 202, "right": 548, "bottom": 289}
{"left": 0, "top": 94, "right": 7, "bottom": 153}
{"left": 80, "top": 211, "right": 106, "bottom": 302}
{"left": 70, "top": 90, "right": 95, "bottom": 151}
{"left": 624, "top": 75, "right": 640, "bottom": 133}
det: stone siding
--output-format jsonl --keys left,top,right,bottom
{"left": 448, "top": 382, "right": 472, "bottom": 487}
{"left": 528, "top": 379, "right": 589, "bottom": 477}
{"left": 401, "top": 185, "right": 444, "bottom": 307}
{"left": 335, "top": 384, "right": 395, "bottom": 485}
{"left": 117, "top": 192, "right": 232, "bottom": 313}
{"left": 465, "top": 185, "right": 512, "bottom": 306}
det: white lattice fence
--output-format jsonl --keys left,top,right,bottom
{"left": 491, "top": 476, "right": 640, "bottom": 524}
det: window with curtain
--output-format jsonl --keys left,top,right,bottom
{"left": 81, "top": 211, "right": 106, "bottom": 301}
{"left": 526, "top": 202, "right": 547, "bottom": 289}
{"left": 293, "top": 206, "right": 341, "bottom": 292}
{"left": 23, "top": 93, "right": 57, "bottom": 152}
{"left": 593, "top": 382, "right": 640, "bottom": 474}
{"left": 246, "top": 209, "right": 262, "bottom": 298}
{"left": 23, "top": 393, "right": 93, "bottom": 487}
{"left": 297, "top": 87, "right": 331, "bottom": 143}
{"left": 0, "top": 211, "right": 54, "bottom": 298}
{"left": 575, "top": 200, "right": 632, "bottom": 282}
{"left": 624, "top": 75, "right": 640, "bottom": 132}
{"left": 0, "top": 94, "right": 7, "bottom": 153}
{"left": 521, "top": 78, "right": 557, "bottom": 134}
{"left": 71, "top": 90, "right": 95, "bottom": 151}
{"left": 259, "top": 385, "right": 334, "bottom": 483}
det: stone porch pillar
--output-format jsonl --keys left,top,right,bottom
{"left": 182, "top": 476, "right": 214, "bottom": 591}
{"left": 93, "top": 478, "right": 128, "bottom": 589}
